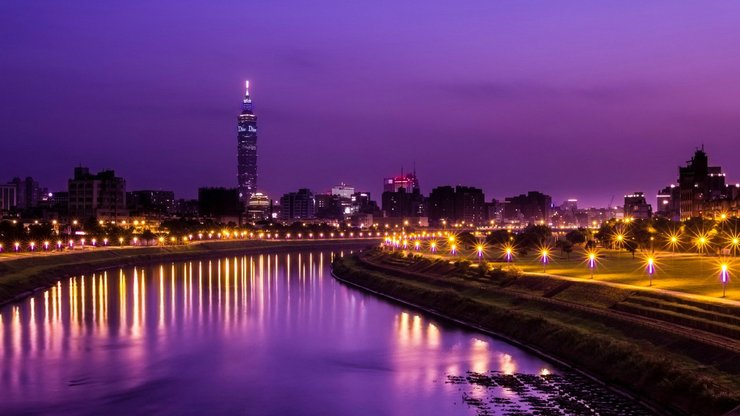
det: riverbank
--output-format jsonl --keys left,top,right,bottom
{"left": 0, "top": 239, "right": 376, "bottom": 306}
{"left": 332, "top": 250, "right": 740, "bottom": 416}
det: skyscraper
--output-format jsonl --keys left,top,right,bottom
{"left": 237, "top": 81, "right": 258, "bottom": 205}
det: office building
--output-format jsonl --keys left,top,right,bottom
{"left": 331, "top": 183, "right": 355, "bottom": 199}
{"left": 237, "top": 81, "right": 258, "bottom": 204}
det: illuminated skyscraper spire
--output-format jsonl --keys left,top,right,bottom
{"left": 237, "top": 80, "right": 258, "bottom": 204}
{"left": 243, "top": 81, "right": 252, "bottom": 108}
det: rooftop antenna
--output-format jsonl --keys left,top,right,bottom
{"left": 243, "top": 80, "right": 252, "bottom": 104}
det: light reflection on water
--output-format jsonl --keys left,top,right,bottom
{"left": 0, "top": 249, "right": 556, "bottom": 415}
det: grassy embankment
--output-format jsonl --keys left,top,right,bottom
{"left": 0, "top": 239, "right": 374, "bottom": 306}
{"left": 419, "top": 246, "right": 739, "bottom": 300}
{"left": 332, "top": 249, "right": 740, "bottom": 416}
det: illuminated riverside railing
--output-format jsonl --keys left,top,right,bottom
{"left": 0, "top": 230, "right": 384, "bottom": 256}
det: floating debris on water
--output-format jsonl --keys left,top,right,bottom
{"left": 447, "top": 371, "right": 655, "bottom": 416}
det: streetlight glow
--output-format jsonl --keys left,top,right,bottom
{"left": 539, "top": 247, "right": 551, "bottom": 273}
{"left": 586, "top": 250, "right": 598, "bottom": 279}
{"left": 719, "top": 261, "right": 731, "bottom": 297}
{"left": 645, "top": 255, "right": 656, "bottom": 286}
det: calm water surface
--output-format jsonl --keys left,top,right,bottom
{"left": 1, "top": 249, "right": 652, "bottom": 415}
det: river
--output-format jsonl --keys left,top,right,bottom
{"left": 0, "top": 247, "right": 654, "bottom": 415}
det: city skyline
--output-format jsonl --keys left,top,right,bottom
{"left": 3, "top": 2, "right": 740, "bottom": 207}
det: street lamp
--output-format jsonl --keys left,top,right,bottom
{"left": 694, "top": 234, "right": 710, "bottom": 255}
{"left": 646, "top": 256, "right": 656, "bottom": 286}
{"left": 666, "top": 231, "right": 681, "bottom": 256}
{"left": 586, "top": 250, "right": 598, "bottom": 279}
{"left": 502, "top": 243, "right": 515, "bottom": 263}
{"left": 720, "top": 263, "right": 730, "bottom": 298}
{"left": 540, "top": 248, "right": 550, "bottom": 273}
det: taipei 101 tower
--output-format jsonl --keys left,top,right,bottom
{"left": 237, "top": 81, "right": 258, "bottom": 204}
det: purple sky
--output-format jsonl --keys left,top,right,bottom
{"left": 2, "top": 1, "right": 740, "bottom": 207}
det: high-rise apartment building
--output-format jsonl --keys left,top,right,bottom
{"left": 237, "top": 81, "right": 258, "bottom": 204}
{"left": 503, "top": 191, "right": 552, "bottom": 224}
{"left": 427, "top": 185, "right": 486, "bottom": 226}
{"left": 280, "top": 188, "right": 315, "bottom": 220}
{"left": 68, "top": 167, "right": 127, "bottom": 220}
{"left": 0, "top": 184, "right": 17, "bottom": 211}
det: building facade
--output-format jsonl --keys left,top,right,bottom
{"left": 503, "top": 191, "right": 552, "bottom": 224}
{"left": 280, "top": 188, "right": 315, "bottom": 220}
{"left": 198, "top": 187, "right": 242, "bottom": 219}
{"left": 383, "top": 172, "right": 419, "bottom": 193}
{"left": 237, "top": 81, "right": 258, "bottom": 205}
{"left": 127, "top": 190, "right": 175, "bottom": 216}
{"left": 247, "top": 192, "right": 272, "bottom": 220}
{"left": 68, "top": 167, "right": 127, "bottom": 220}
{"left": 623, "top": 192, "right": 652, "bottom": 219}
{"left": 656, "top": 185, "right": 680, "bottom": 220}
{"left": 0, "top": 184, "right": 17, "bottom": 212}
{"left": 677, "top": 147, "right": 729, "bottom": 220}
{"left": 381, "top": 188, "right": 425, "bottom": 218}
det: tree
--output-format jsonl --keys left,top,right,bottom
{"left": 565, "top": 229, "right": 587, "bottom": 246}
{"left": 594, "top": 223, "right": 613, "bottom": 245}
{"left": 140, "top": 229, "right": 155, "bottom": 245}
{"left": 486, "top": 229, "right": 511, "bottom": 245}
{"left": 624, "top": 240, "right": 638, "bottom": 258}
{"left": 515, "top": 225, "right": 552, "bottom": 251}
{"left": 456, "top": 232, "right": 478, "bottom": 250}
{"left": 555, "top": 239, "right": 574, "bottom": 259}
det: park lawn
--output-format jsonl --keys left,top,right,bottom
{"left": 410, "top": 247, "right": 739, "bottom": 301}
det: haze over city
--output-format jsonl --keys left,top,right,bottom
{"left": 3, "top": 1, "right": 740, "bottom": 206}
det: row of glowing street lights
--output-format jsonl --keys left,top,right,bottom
{"left": 0, "top": 230, "right": 386, "bottom": 254}
{"left": 384, "top": 235, "right": 733, "bottom": 298}
{"left": 610, "top": 228, "right": 740, "bottom": 255}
